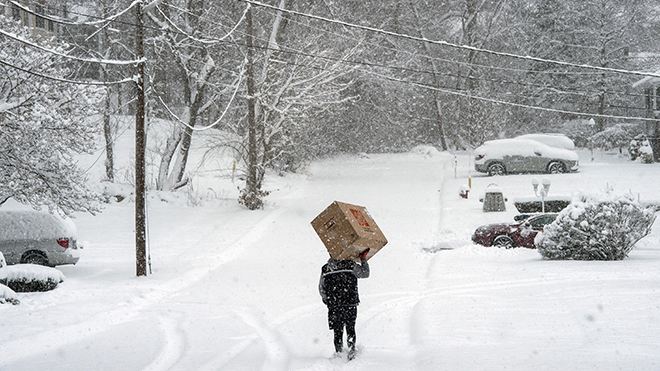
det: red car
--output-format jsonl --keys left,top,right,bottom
{"left": 471, "top": 214, "right": 557, "bottom": 249}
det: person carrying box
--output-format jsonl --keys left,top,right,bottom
{"left": 318, "top": 248, "right": 370, "bottom": 360}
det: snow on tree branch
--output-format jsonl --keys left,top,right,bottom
{"left": 0, "top": 16, "right": 102, "bottom": 216}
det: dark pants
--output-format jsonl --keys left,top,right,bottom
{"left": 328, "top": 305, "right": 357, "bottom": 353}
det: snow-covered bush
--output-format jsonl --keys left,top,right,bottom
{"left": 0, "top": 264, "right": 65, "bottom": 293}
{"left": 0, "top": 283, "right": 19, "bottom": 305}
{"left": 588, "top": 124, "right": 635, "bottom": 151}
{"left": 535, "top": 192, "right": 656, "bottom": 260}
{"left": 639, "top": 141, "right": 654, "bottom": 164}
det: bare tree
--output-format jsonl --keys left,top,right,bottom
{"left": 147, "top": 0, "right": 222, "bottom": 191}
{"left": 237, "top": 1, "right": 358, "bottom": 209}
{"left": 523, "top": 0, "right": 653, "bottom": 133}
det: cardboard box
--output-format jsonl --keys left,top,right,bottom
{"left": 311, "top": 201, "right": 388, "bottom": 261}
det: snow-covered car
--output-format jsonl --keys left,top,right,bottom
{"left": 474, "top": 138, "right": 579, "bottom": 176}
{"left": 515, "top": 133, "right": 575, "bottom": 150}
{"left": 471, "top": 213, "right": 557, "bottom": 249}
{"left": 0, "top": 210, "right": 80, "bottom": 266}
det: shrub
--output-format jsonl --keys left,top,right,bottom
{"left": 535, "top": 191, "right": 657, "bottom": 260}
{"left": 0, "top": 264, "right": 65, "bottom": 293}
{"left": 514, "top": 199, "right": 571, "bottom": 213}
{"left": 238, "top": 187, "right": 270, "bottom": 210}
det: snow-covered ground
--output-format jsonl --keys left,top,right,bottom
{"left": 1, "top": 139, "right": 660, "bottom": 370}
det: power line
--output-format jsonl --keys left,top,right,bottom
{"left": 368, "top": 69, "right": 656, "bottom": 122}
{"left": 219, "top": 43, "right": 651, "bottom": 122}
{"left": 144, "top": 20, "right": 650, "bottom": 121}
{"left": 4, "top": 0, "right": 650, "bottom": 119}
{"left": 9, "top": 0, "right": 623, "bottom": 81}
{"left": 0, "top": 28, "right": 143, "bottom": 65}
{"left": 14, "top": 0, "right": 655, "bottom": 86}
{"left": 156, "top": 63, "right": 245, "bottom": 132}
{"left": 250, "top": 6, "right": 616, "bottom": 78}
{"left": 148, "top": 3, "right": 248, "bottom": 45}
{"left": 239, "top": 0, "right": 660, "bottom": 79}
{"left": 8, "top": 0, "right": 140, "bottom": 27}
{"left": 13, "top": 0, "right": 633, "bottom": 89}
{"left": 0, "top": 58, "right": 134, "bottom": 85}
{"left": 8, "top": 0, "right": 165, "bottom": 34}
{"left": 215, "top": 29, "right": 648, "bottom": 100}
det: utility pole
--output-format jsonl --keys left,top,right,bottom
{"left": 245, "top": 4, "right": 258, "bottom": 209}
{"left": 135, "top": 0, "right": 147, "bottom": 276}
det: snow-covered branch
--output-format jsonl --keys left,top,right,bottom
{"left": 0, "top": 29, "right": 143, "bottom": 66}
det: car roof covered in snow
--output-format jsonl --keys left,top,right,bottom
{"left": 0, "top": 210, "right": 76, "bottom": 240}
{"left": 515, "top": 133, "right": 575, "bottom": 150}
{"left": 475, "top": 138, "right": 578, "bottom": 161}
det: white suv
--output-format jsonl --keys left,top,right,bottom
{"left": 0, "top": 210, "right": 80, "bottom": 266}
{"left": 474, "top": 138, "right": 579, "bottom": 176}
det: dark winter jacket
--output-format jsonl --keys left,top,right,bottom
{"left": 319, "top": 257, "right": 370, "bottom": 307}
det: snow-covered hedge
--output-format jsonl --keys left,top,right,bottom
{"left": 0, "top": 264, "right": 65, "bottom": 293}
{"left": 513, "top": 195, "right": 572, "bottom": 213}
{"left": 535, "top": 192, "right": 656, "bottom": 260}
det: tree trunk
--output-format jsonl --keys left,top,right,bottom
{"left": 173, "top": 81, "right": 208, "bottom": 185}
{"left": 152, "top": 1, "right": 214, "bottom": 191}
{"left": 241, "top": 1, "right": 287, "bottom": 208}
{"left": 410, "top": 1, "right": 448, "bottom": 151}
{"left": 99, "top": 1, "right": 114, "bottom": 182}
{"left": 156, "top": 126, "right": 182, "bottom": 191}
{"left": 103, "top": 90, "right": 114, "bottom": 182}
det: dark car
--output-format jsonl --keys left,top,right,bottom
{"left": 471, "top": 213, "right": 557, "bottom": 249}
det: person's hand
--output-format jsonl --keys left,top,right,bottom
{"left": 359, "top": 248, "right": 370, "bottom": 258}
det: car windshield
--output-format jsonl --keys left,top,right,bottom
{"left": 529, "top": 215, "right": 557, "bottom": 228}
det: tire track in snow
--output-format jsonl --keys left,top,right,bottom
{"left": 356, "top": 275, "right": 577, "bottom": 357}
{"left": 197, "top": 302, "right": 325, "bottom": 371}
{"left": 141, "top": 314, "right": 186, "bottom": 371}
{"left": 0, "top": 209, "right": 283, "bottom": 367}
{"left": 233, "top": 308, "right": 290, "bottom": 371}
{"left": 193, "top": 153, "right": 451, "bottom": 369}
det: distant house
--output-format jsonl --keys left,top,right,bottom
{"left": 632, "top": 71, "right": 660, "bottom": 161}
{"left": 2, "top": 0, "right": 65, "bottom": 37}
